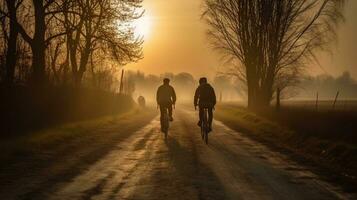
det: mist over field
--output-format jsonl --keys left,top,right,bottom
{"left": 126, "top": 71, "right": 241, "bottom": 104}
{"left": 125, "top": 70, "right": 357, "bottom": 105}
{"left": 296, "top": 71, "right": 357, "bottom": 100}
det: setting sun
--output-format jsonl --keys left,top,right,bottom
{"left": 133, "top": 13, "right": 152, "bottom": 39}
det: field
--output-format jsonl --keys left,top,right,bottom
{"left": 280, "top": 100, "right": 357, "bottom": 111}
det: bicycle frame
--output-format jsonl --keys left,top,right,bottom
{"left": 160, "top": 106, "right": 169, "bottom": 139}
{"left": 201, "top": 108, "right": 209, "bottom": 144}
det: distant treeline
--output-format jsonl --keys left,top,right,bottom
{"left": 296, "top": 71, "right": 357, "bottom": 99}
{"left": 125, "top": 70, "right": 357, "bottom": 102}
{"left": 125, "top": 71, "right": 242, "bottom": 102}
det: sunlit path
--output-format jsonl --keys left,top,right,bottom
{"left": 42, "top": 108, "right": 354, "bottom": 200}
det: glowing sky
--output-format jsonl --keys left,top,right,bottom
{"left": 127, "top": 0, "right": 357, "bottom": 79}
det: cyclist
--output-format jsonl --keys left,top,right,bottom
{"left": 194, "top": 77, "right": 216, "bottom": 132}
{"left": 137, "top": 96, "right": 146, "bottom": 107}
{"left": 156, "top": 78, "right": 176, "bottom": 123}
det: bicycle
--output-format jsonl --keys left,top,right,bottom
{"left": 200, "top": 108, "right": 209, "bottom": 144}
{"left": 160, "top": 106, "right": 170, "bottom": 139}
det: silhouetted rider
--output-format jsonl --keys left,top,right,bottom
{"left": 157, "top": 78, "right": 176, "bottom": 122}
{"left": 194, "top": 77, "right": 216, "bottom": 132}
{"left": 137, "top": 96, "right": 146, "bottom": 107}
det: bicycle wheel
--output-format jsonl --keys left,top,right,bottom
{"left": 200, "top": 121, "right": 205, "bottom": 140}
{"left": 203, "top": 108, "right": 208, "bottom": 144}
{"left": 160, "top": 107, "right": 169, "bottom": 138}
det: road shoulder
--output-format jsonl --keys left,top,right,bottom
{"left": 215, "top": 104, "right": 357, "bottom": 194}
{"left": 0, "top": 107, "right": 157, "bottom": 199}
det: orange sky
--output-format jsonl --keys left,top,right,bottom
{"left": 126, "top": 0, "right": 357, "bottom": 79}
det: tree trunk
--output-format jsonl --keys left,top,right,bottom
{"left": 4, "top": 0, "right": 18, "bottom": 85}
{"left": 276, "top": 87, "right": 280, "bottom": 110}
{"left": 30, "top": 0, "right": 47, "bottom": 85}
{"left": 31, "top": 42, "right": 46, "bottom": 85}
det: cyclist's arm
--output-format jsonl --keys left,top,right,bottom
{"left": 211, "top": 87, "right": 217, "bottom": 106}
{"left": 171, "top": 87, "right": 177, "bottom": 104}
{"left": 194, "top": 87, "right": 199, "bottom": 107}
{"left": 156, "top": 87, "right": 160, "bottom": 105}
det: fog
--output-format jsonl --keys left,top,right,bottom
{"left": 295, "top": 71, "right": 357, "bottom": 100}
{"left": 126, "top": 70, "right": 357, "bottom": 104}
{"left": 126, "top": 71, "right": 242, "bottom": 104}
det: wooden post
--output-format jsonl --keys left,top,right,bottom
{"left": 315, "top": 92, "right": 319, "bottom": 111}
{"left": 119, "top": 69, "right": 124, "bottom": 94}
{"left": 276, "top": 87, "right": 281, "bottom": 111}
{"left": 332, "top": 91, "right": 339, "bottom": 110}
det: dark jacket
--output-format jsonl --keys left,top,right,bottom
{"left": 156, "top": 84, "right": 176, "bottom": 105}
{"left": 194, "top": 83, "right": 216, "bottom": 107}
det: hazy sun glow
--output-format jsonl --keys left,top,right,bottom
{"left": 133, "top": 14, "right": 152, "bottom": 39}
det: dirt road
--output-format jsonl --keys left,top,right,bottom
{"left": 2, "top": 108, "right": 355, "bottom": 199}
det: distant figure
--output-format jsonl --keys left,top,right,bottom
{"left": 156, "top": 78, "right": 176, "bottom": 121}
{"left": 194, "top": 77, "right": 216, "bottom": 132}
{"left": 137, "top": 96, "right": 146, "bottom": 107}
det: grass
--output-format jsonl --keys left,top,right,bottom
{"left": 0, "top": 107, "right": 156, "bottom": 161}
{"left": 0, "top": 85, "right": 134, "bottom": 137}
{"left": 215, "top": 103, "right": 357, "bottom": 189}
{"left": 0, "top": 106, "right": 158, "bottom": 197}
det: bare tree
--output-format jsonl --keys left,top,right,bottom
{"left": 0, "top": 0, "right": 24, "bottom": 85}
{"left": 8, "top": 0, "right": 68, "bottom": 86}
{"left": 63, "top": 0, "right": 143, "bottom": 86}
{"left": 203, "top": 0, "right": 345, "bottom": 110}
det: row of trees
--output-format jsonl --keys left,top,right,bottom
{"left": 92, "top": 69, "right": 357, "bottom": 103}
{"left": 298, "top": 71, "right": 357, "bottom": 99}
{"left": 0, "top": 0, "right": 143, "bottom": 87}
{"left": 125, "top": 71, "right": 241, "bottom": 102}
{"left": 203, "top": 0, "right": 345, "bottom": 110}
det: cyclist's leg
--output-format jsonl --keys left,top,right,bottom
{"left": 198, "top": 106, "right": 204, "bottom": 126}
{"left": 208, "top": 107, "right": 213, "bottom": 131}
{"left": 168, "top": 104, "right": 173, "bottom": 121}
{"left": 159, "top": 104, "right": 165, "bottom": 120}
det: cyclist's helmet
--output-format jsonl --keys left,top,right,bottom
{"left": 163, "top": 78, "right": 170, "bottom": 84}
{"left": 199, "top": 77, "right": 207, "bottom": 85}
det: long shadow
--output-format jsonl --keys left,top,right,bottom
{"left": 107, "top": 120, "right": 228, "bottom": 199}
{"left": 10, "top": 115, "right": 156, "bottom": 200}
{"left": 165, "top": 137, "right": 227, "bottom": 199}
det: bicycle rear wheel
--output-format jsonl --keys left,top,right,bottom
{"left": 160, "top": 107, "right": 169, "bottom": 139}
{"left": 200, "top": 122, "right": 205, "bottom": 140}
{"left": 203, "top": 108, "right": 208, "bottom": 144}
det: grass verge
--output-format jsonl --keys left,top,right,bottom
{"left": 0, "top": 107, "right": 156, "bottom": 162}
{"left": 0, "top": 106, "right": 158, "bottom": 198}
{"left": 215, "top": 104, "right": 357, "bottom": 192}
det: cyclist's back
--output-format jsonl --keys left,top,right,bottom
{"left": 194, "top": 77, "right": 216, "bottom": 132}
{"left": 156, "top": 78, "right": 176, "bottom": 122}
{"left": 157, "top": 85, "right": 176, "bottom": 105}
{"left": 194, "top": 83, "right": 216, "bottom": 108}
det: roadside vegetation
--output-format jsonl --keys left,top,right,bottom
{"left": 0, "top": 107, "right": 157, "bottom": 192}
{"left": 0, "top": 86, "right": 135, "bottom": 138}
{"left": 216, "top": 103, "right": 357, "bottom": 190}
{"left": 0, "top": 1, "right": 145, "bottom": 138}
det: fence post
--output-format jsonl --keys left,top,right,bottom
{"left": 119, "top": 69, "right": 124, "bottom": 94}
{"left": 332, "top": 91, "right": 339, "bottom": 110}
{"left": 276, "top": 87, "right": 281, "bottom": 111}
{"left": 315, "top": 92, "right": 319, "bottom": 111}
